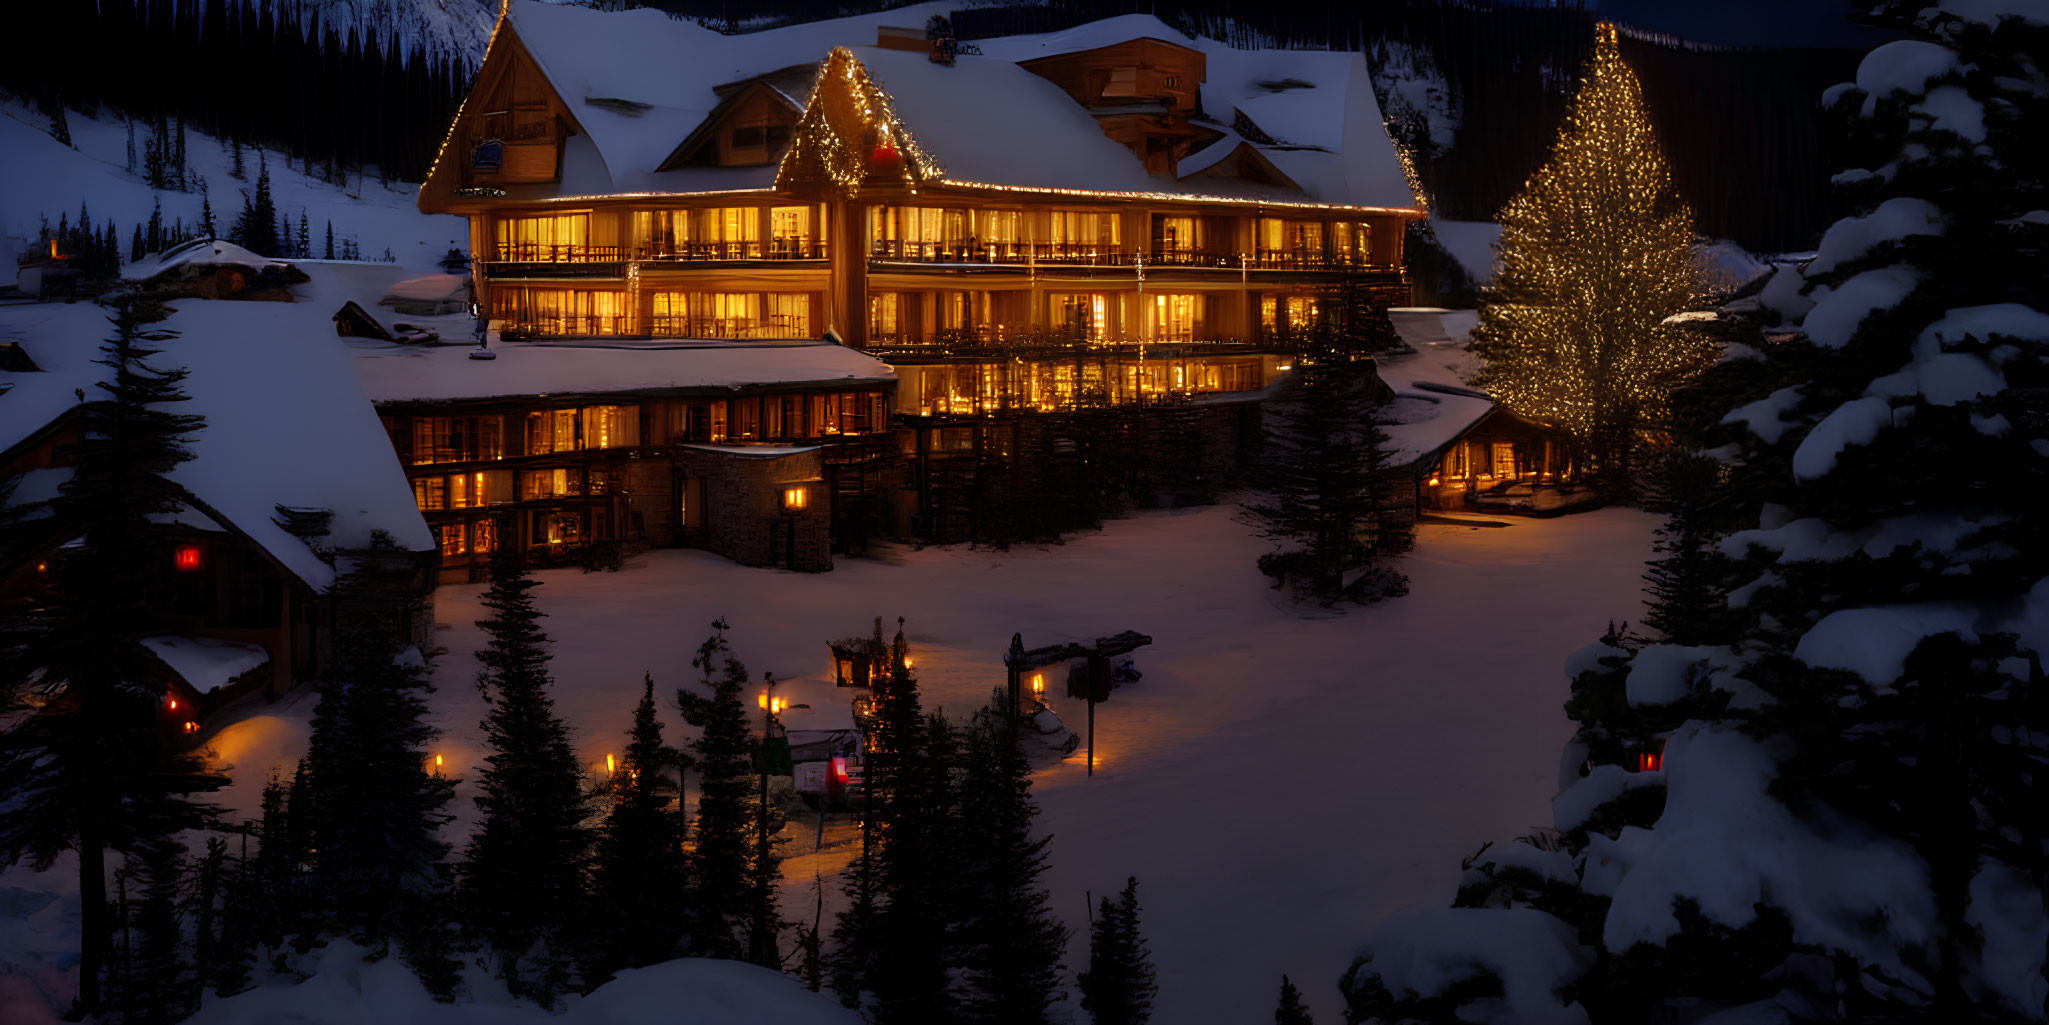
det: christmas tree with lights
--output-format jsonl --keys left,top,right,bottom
{"left": 1472, "top": 23, "right": 1709, "bottom": 496}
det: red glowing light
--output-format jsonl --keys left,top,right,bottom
{"left": 181, "top": 720, "right": 200, "bottom": 734}
{"left": 1638, "top": 751, "right": 1662, "bottom": 772}
{"left": 174, "top": 544, "right": 203, "bottom": 572}
{"left": 167, "top": 698, "right": 178, "bottom": 711}
{"left": 830, "top": 756, "right": 850, "bottom": 784}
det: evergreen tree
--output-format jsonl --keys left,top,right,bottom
{"left": 199, "top": 195, "right": 215, "bottom": 239}
{"left": 294, "top": 550, "right": 457, "bottom": 978}
{"left": 114, "top": 839, "right": 194, "bottom": 1025}
{"left": 1240, "top": 354, "right": 1408, "bottom": 601}
{"left": 203, "top": 833, "right": 256, "bottom": 997}
{"left": 146, "top": 196, "right": 163, "bottom": 255}
{"left": 678, "top": 619, "right": 757, "bottom": 960}
{"left": 0, "top": 293, "right": 225, "bottom": 1017}
{"left": 588, "top": 674, "right": 689, "bottom": 983}
{"left": 130, "top": 223, "right": 145, "bottom": 263}
{"left": 277, "top": 211, "right": 291, "bottom": 261}
{"left": 462, "top": 551, "right": 595, "bottom": 1007}
{"left": 229, "top": 139, "right": 245, "bottom": 181}
{"left": 229, "top": 152, "right": 276, "bottom": 255}
{"left": 1274, "top": 975, "right": 1314, "bottom": 1025}
{"left": 1346, "top": 6, "right": 2049, "bottom": 1022}
{"left": 172, "top": 116, "right": 187, "bottom": 190}
{"left": 1470, "top": 23, "right": 1709, "bottom": 496}
{"left": 142, "top": 113, "right": 170, "bottom": 189}
{"left": 954, "top": 706, "right": 1066, "bottom": 1025}
{"left": 296, "top": 212, "right": 310, "bottom": 261}
{"left": 1078, "top": 877, "right": 1156, "bottom": 1025}
{"left": 324, "top": 220, "right": 335, "bottom": 259}
{"left": 869, "top": 710, "right": 960, "bottom": 1023}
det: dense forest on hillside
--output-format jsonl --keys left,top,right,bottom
{"left": 4, "top": 0, "right": 470, "bottom": 188}
{"left": 6, "top": 0, "right": 1852, "bottom": 254}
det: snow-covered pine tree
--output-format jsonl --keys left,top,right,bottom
{"left": 953, "top": 705, "right": 1067, "bottom": 1025}
{"left": 1077, "top": 876, "right": 1157, "bottom": 1025}
{"left": 324, "top": 221, "right": 334, "bottom": 260}
{"left": 1469, "top": 23, "right": 1710, "bottom": 497}
{"left": 0, "top": 293, "right": 226, "bottom": 1017}
{"left": 199, "top": 196, "right": 214, "bottom": 240}
{"left": 1343, "top": 4, "right": 2049, "bottom": 1021}
{"left": 587, "top": 674, "right": 689, "bottom": 983}
{"left": 201, "top": 832, "right": 255, "bottom": 997}
{"left": 296, "top": 212, "right": 309, "bottom": 261}
{"left": 1274, "top": 975, "right": 1314, "bottom": 1025}
{"left": 677, "top": 620, "right": 762, "bottom": 961}
{"left": 462, "top": 551, "right": 595, "bottom": 1007}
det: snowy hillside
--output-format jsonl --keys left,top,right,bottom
{"left": 301, "top": 0, "right": 497, "bottom": 61}
{"left": 0, "top": 100, "right": 467, "bottom": 280}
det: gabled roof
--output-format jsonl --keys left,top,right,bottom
{"left": 469, "top": 1, "right": 1420, "bottom": 210}
{"left": 0, "top": 286, "right": 433, "bottom": 594}
{"left": 658, "top": 66, "right": 815, "bottom": 173}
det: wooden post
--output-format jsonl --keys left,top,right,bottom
{"left": 1005, "top": 633, "right": 1025, "bottom": 729}
{"left": 1086, "top": 688, "right": 1095, "bottom": 778}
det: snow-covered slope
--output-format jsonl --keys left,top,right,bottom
{"left": 0, "top": 99, "right": 468, "bottom": 281}
{"left": 300, "top": 0, "right": 497, "bottom": 61}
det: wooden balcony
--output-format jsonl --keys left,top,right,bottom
{"left": 636, "top": 239, "right": 828, "bottom": 262}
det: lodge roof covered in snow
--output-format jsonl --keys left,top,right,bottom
{"left": 425, "top": 0, "right": 1420, "bottom": 211}
{"left": 0, "top": 292, "right": 433, "bottom": 593}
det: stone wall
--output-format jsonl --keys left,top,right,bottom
{"left": 673, "top": 446, "right": 832, "bottom": 572}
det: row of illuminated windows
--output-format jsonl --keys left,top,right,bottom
{"left": 397, "top": 406, "right": 639, "bottom": 466}
{"left": 490, "top": 209, "right": 1382, "bottom": 265}
{"left": 489, "top": 288, "right": 814, "bottom": 340}
{"left": 869, "top": 291, "right": 1214, "bottom": 343}
{"left": 395, "top": 392, "right": 890, "bottom": 467}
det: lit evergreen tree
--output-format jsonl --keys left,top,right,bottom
{"left": 678, "top": 619, "right": 756, "bottom": 960}
{"left": 1470, "top": 23, "right": 1709, "bottom": 496}
{"left": 0, "top": 293, "right": 225, "bottom": 1018}
{"left": 588, "top": 674, "right": 689, "bottom": 983}
{"left": 462, "top": 551, "right": 595, "bottom": 1007}
{"left": 1078, "top": 876, "right": 1156, "bottom": 1025}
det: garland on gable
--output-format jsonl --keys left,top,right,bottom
{"left": 776, "top": 47, "right": 941, "bottom": 199}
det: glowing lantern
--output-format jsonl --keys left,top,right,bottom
{"left": 174, "top": 544, "right": 203, "bottom": 572}
{"left": 830, "top": 756, "right": 850, "bottom": 784}
{"left": 783, "top": 487, "right": 808, "bottom": 510}
{"left": 1638, "top": 750, "right": 1662, "bottom": 772}
{"left": 435, "top": 754, "right": 444, "bottom": 770}
{"left": 1031, "top": 673, "right": 1045, "bottom": 697}
{"left": 1428, "top": 475, "right": 1441, "bottom": 486}
{"left": 606, "top": 753, "right": 616, "bottom": 775}
{"left": 870, "top": 143, "right": 901, "bottom": 171}
{"left": 181, "top": 720, "right": 199, "bottom": 734}
{"left": 166, "top": 697, "right": 178, "bottom": 711}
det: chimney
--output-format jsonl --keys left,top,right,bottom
{"left": 876, "top": 26, "right": 926, "bottom": 52}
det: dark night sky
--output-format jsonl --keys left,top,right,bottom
{"left": 1596, "top": 0, "right": 1903, "bottom": 48}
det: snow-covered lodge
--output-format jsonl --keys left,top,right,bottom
{"left": 392, "top": 1, "right": 1430, "bottom": 576}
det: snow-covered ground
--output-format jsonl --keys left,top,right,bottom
{"left": 41, "top": 502, "right": 1653, "bottom": 1023}
{"left": 0, "top": 99, "right": 468, "bottom": 277}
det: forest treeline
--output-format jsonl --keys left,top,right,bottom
{"left": 4, "top": 0, "right": 470, "bottom": 187}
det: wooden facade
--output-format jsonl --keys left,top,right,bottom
{"left": 403, "top": 9, "right": 1435, "bottom": 562}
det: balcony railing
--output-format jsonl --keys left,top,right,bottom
{"left": 499, "top": 314, "right": 632, "bottom": 339}
{"left": 646, "top": 315, "right": 810, "bottom": 340}
{"left": 493, "top": 243, "right": 631, "bottom": 263}
{"left": 637, "top": 238, "right": 827, "bottom": 262}
{"left": 871, "top": 240, "right": 1136, "bottom": 265}
{"left": 869, "top": 240, "right": 1387, "bottom": 271}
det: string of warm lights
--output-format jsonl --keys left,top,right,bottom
{"left": 1473, "top": 22, "right": 1707, "bottom": 451}
{"left": 776, "top": 47, "right": 942, "bottom": 199}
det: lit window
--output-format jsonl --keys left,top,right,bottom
{"left": 174, "top": 544, "right": 203, "bottom": 572}
{"left": 783, "top": 487, "right": 808, "bottom": 510}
